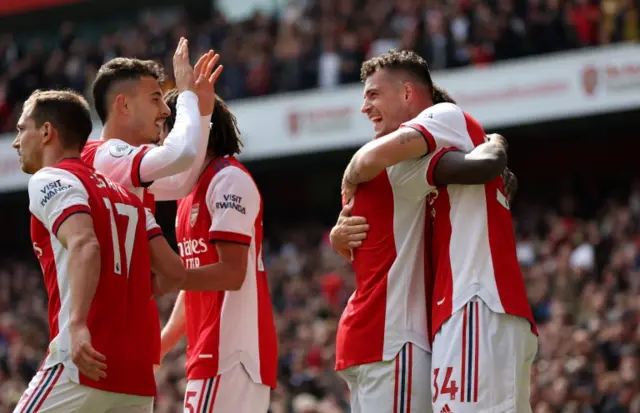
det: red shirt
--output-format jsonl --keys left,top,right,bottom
{"left": 175, "top": 157, "right": 277, "bottom": 387}
{"left": 402, "top": 104, "right": 537, "bottom": 340}
{"left": 82, "top": 140, "right": 160, "bottom": 364}
{"left": 28, "top": 158, "right": 161, "bottom": 396}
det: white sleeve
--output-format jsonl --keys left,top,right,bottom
{"left": 144, "top": 208, "right": 164, "bottom": 240}
{"left": 387, "top": 103, "right": 476, "bottom": 199}
{"left": 400, "top": 102, "right": 475, "bottom": 153}
{"left": 92, "top": 139, "right": 152, "bottom": 189}
{"left": 28, "top": 168, "right": 91, "bottom": 235}
{"left": 149, "top": 115, "right": 211, "bottom": 201}
{"left": 93, "top": 91, "right": 201, "bottom": 189}
{"left": 206, "top": 166, "right": 260, "bottom": 245}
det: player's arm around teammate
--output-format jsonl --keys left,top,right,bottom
{"left": 332, "top": 133, "right": 508, "bottom": 256}
{"left": 331, "top": 139, "right": 519, "bottom": 256}
{"left": 341, "top": 129, "right": 507, "bottom": 204}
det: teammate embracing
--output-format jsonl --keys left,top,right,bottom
{"left": 332, "top": 50, "right": 537, "bottom": 413}
{"left": 330, "top": 50, "right": 515, "bottom": 413}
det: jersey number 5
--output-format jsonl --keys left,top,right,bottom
{"left": 103, "top": 197, "right": 138, "bottom": 278}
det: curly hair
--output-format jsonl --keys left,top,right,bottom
{"left": 361, "top": 50, "right": 456, "bottom": 104}
{"left": 164, "top": 89, "right": 243, "bottom": 157}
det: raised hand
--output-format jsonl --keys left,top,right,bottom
{"left": 193, "top": 50, "right": 224, "bottom": 116}
{"left": 173, "top": 37, "right": 196, "bottom": 93}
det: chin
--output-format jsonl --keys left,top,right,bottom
{"left": 21, "top": 162, "right": 35, "bottom": 175}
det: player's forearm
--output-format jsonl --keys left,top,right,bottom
{"left": 434, "top": 142, "right": 507, "bottom": 186}
{"left": 345, "top": 128, "right": 429, "bottom": 184}
{"left": 463, "top": 141, "right": 507, "bottom": 182}
{"left": 139, "top": 91, "right": 201, "bottom": 184}
{"left": 149, "top": 237, "right": 187, "bottom": 294}
{"left": 150, "top": 116, "right": 211, "bottom": 201}
{"left": 181, "top": 262, "right": 246, "bottom": 292}
{"left": 160, "top": 291, "right": 187, "bottom": 358}
{"left": 68, "top": 237, "right": 101, "bottom": 327}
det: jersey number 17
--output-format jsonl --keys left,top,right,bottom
{"left": 103, "top": 197, "right": 138, "bottom": 278}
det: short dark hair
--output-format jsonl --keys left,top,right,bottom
{"left": 92, "top": 57, "right": 165, "bottom": 124}
{"left": 361, "top": 49, "right": 456, "bottom": 104}
{"left": 24, "top": 90, "right": 93, "bottom": 151}
{"left": 164, "top": 89, "right": 243, "bottom": 158}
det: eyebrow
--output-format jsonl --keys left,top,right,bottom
{"left": 364, "top": 88, "right": 378, "bottom": 97}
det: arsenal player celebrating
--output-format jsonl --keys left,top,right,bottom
{"left": 12, "top": 90, "right": 186, "bottom": 412}
{"left": 81, "top": 38, "right": 222, "bottom": 371}
{"left": 334, "top": 50, "right": 537, "bottom": 413}
{"left": 330, "top": 50, "right": 511, "bottom": 413}
{"left": 160, "top": 95, "right": 277, "bottom": 413}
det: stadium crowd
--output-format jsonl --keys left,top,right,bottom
{"left": 0, "top": 1, "right": 639, "bottom": 412}
{"left": 0, "top": 176, "right": 639, "bottom": 412}
{"left": 0, "top": 0, "right": 635, "bottom": 132}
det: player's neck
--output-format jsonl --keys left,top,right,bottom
{"left": 42, "top": 147, "right": 81, "bottom": 168}
{"left": 101, "top": 121, "right": 138, "bottom": 145}
{"left": 409, "top": 98, "right": 434, "bottom": 119}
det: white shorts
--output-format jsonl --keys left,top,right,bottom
{"left": 14, "top": 364, "right": 153, "bottom": 413}
{"left": 431, "top": 298, "right": 538, "bottom": 413}
{"left": 339, "top": 343, "right": 433, "bottom": 413}
{"left": 184, "top": 363, "right": 270, "bottom": 413}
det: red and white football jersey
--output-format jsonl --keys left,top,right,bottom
{"left": 80, "top": 91, "right": 205, "bottom": 365}
{"left": 82, "top": 140, "right": 157, "bottom": 212}
{"left": 402, "top": 102, "right": 536, "bottom": 340}
{"left": 335, "top": 125, "right": 453, "bottom": 371}
{"left": 28, "top": 158, "right": 162, "bottom": 397}
{"left": 175, "top": 157, "right": 277, "bottom": 388}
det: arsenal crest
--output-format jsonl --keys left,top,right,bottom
{"left": 190, "top": 204, "right": 200, "bottom": 227}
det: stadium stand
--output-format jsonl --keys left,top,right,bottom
{"left": 0, "top": 0, "right": 628, "bottom": 132}
{"left": 1, "top": 1, "right": 640, "bottom": 412}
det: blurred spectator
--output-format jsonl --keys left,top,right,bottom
{"left": 0, "top": 0, "right": 629, "bottom": 131}
{"left": 1, "top": 174, "right": 640, "bottom": 411}
{"left": 0, "top": 2, "right": 639, "bottom": 412}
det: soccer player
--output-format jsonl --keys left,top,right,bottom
{"left": 328, "top": 50, "right": 513, "bottom": 413}
{"left": 159, "top": 94, "right": 277, "bottom": 413}
{"left": 333, "top": 50, "right": 537, "bottom": 413}
{"left": 81, "top": 38, "right": 222, "bottom": 369}
{"left": 11, "top": 90, "right": 186, "bottom": 412}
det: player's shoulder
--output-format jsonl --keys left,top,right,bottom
{"left": 28, "top": 167, "right": 85, "bottom": 209}
{"left": 98, "top": 139, "right": 138, "bottom": 158}
{"left": 30, "top": 166, "right": 79, "bottom": 186}
{"left": 209, "top": 158, "right": 259, "bottom": 194}
{"left": 418, "top": 102, "right": 463, "bottom": 119}
{"left": 212, "top": 158, "right": 252, "bottom": 180}
{"left": 82, "top": 140, "right": 103, "bottom": 152}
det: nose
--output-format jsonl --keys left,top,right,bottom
{"left": 160, "top": 100, "right": 170, "bottom": 118}
{"left": 361, "top": 100, "right": 371, "bottom": 115}
{"left": 11, "top": 135, "right": 19, "bottom": 149}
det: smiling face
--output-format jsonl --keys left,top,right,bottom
{"left": 360, "top": 69, "right": 413, "bottom": 138}
{"left": 124, "top": 76, "right": 170, "bottom": 145}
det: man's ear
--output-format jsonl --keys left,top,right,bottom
{"left": 114, "top": 94, "right": 129, "bottom": 116}
{"left": 41, "top": 121, "right": 53, "bottom": 144}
